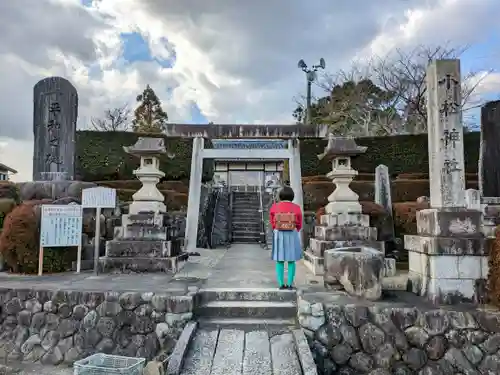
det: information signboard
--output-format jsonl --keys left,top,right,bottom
{"left": 40, "top": 205, "right": 82, "bottom": 247}
{"left": 82, "top": 187, "right": 116, "bottom": 209}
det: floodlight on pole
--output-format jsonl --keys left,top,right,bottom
{"left": 297, "top": 58, "right": 326, "bottom": 125}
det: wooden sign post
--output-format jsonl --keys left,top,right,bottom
{"left": 81, "top": 187, "right": 117, "bottom": 275}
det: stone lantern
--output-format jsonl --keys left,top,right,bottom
{"left": 318, "top": 134, "right": 367, "bottom": 214}
{"left": 123, "top": 137, "right": 167, "bottom": 214}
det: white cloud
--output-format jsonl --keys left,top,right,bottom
{"left": 0, "top": 0, "right": 498, "bottom": 181}
{"left": 471, "top": 72, "right": 500, "bottom": 97}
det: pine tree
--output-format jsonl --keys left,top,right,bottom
{"left": 132, "top": 85, "right": 168, "bottom": 133}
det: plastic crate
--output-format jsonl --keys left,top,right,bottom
{"left": 73, "top": 354, "right": 146, "bottom": 375}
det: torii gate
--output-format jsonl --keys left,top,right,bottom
{"left": 162, "top": 124, "right": 329, "bottom": 251}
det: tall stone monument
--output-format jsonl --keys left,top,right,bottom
{"left": 478, "top": 101, "right": 500, "bottom": 237}
{"left": 479, "top": 100, "right": 500, "bottom": 197}
{"left": 405, "top": 60, "right": 489, "bottom": 304}
{"left": 33, "top": 77, "right": 78, "bottom": 181}
{"left": 375, "top": 164, "right": 395, "bottom": 241}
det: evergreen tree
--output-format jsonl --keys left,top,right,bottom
{"left": 132, "top": 85, "right": 168, "bottom": 133}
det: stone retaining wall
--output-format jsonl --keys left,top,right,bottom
{"left": 298, "top": 295, "right": 500, "bottom": 374}
{"left": 0, "top": 288, "right": 196, "bottom": 366}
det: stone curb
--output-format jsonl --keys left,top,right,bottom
{"left": 165, "top": 321, "right": 197, "bottom": 375}
{"left": 292, "top": 329, "right": 318, "bottom": 375}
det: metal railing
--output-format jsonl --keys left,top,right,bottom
{"left": 258, "top": 184, "right": 266, "bottom": 247}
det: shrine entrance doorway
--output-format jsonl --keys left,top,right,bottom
{"left": 185, "top": 138, "right": 303, "bottom": 250}
{"left": 160, "top": 123, "right": 328, "bottom": 251}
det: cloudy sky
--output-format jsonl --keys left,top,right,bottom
{"left": 1, "top": 0, "right": 499, "bottom": 181}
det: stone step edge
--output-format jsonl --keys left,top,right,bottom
{"left": 231, "top": 234, "right": 262, "bottom": 238}
{"left": 197, "top": 288, "right": 297, "bottom": 302}
{"left": 199, "top": 287, "right": 297, "bottom": 292}
{"left": 292, "top": 329, "right": 319, "bottom": 375}
{"left": 199, "top": 300, "right": 296, "bottom": 308}
{"left": 196, "top": 317, "right": 297, "bottom": 328}
{"left": 165, "top": 321, "right": 197, "bottom": 375}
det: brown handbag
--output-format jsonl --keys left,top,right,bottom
{"left": 275, "top": 212, "right": 296, "bottom": 231}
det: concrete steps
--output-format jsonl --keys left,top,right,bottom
{"left": 231, "top": 192, "right": 263, "bottom": 244}
{"left": 167, "top": 288, "right": 317, "bottom": 374}
{"left": 232, "top": 225, "right": 262, "bottom": 233}
{"left": 197, "top": 300, "right": 296, "bottom": 319}
{"left": 197, "top": 317, "right": 297, "bottom": 330}
{"left": 178, "top": 328, "right": 316, "bottom": 375}
{"left": 194, "top": 288, "right": 298, "bottom": 329}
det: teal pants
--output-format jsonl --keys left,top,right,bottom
{"left": 275, "top": 261, "right": 296, "bottom": 286}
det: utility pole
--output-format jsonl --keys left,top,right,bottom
{"left": 297, "top": 58, "right": 326, "bottom": 124}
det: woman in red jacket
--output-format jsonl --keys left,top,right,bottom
{"left": 269, "top": 186, "right": 303, "bottom": 290}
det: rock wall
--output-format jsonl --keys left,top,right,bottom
{"left": 298, "top": 296, "right": 500, "bottom": 374}
{"left": 0, "top": 288, "right": 195, "bottom": 366}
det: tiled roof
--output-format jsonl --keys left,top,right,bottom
{"left": 0, "top": 163, "right": 17, "bottom": 174}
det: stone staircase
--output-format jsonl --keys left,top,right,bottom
{"left": 231, "top": 192, "right": 262, "bottom": 243}
{"left": 195, "top": 288, "right": 297, "bottom": 329}
{"left": 170, "top": 288, "right": 317, "bottom": 374}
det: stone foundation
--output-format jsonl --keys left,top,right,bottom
{"left": 0, "top": 288, "right": 195, "bottom": 366}
{"left": 298, "top": 294, "right": 500, "bottom": 374}
{"left": 102, "top": 211, "right": 185, "bottom": 273}
{"left": 404, "top": 207, "right": 491, "bottom": 304}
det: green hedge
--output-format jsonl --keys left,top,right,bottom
{"left": 299, "top": 131, "right": 480, "bottom": 176}
{"left": 76, "top": 130, "right": 481, "bottom": 181}
{"left": 76, "top": 131, "right": 213, "bottom": 181}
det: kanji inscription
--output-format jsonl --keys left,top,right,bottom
{"left": 33, "top": 77, "right": 78, "bottom": 181}
{"left": 441, "top": 128, "right": 460, "bottom": 148}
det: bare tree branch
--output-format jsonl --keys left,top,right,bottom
{"left": 91, "top": 104, "right": 131, "bottom": 131}
{"left": 311, "top": 43, "right": 492, "bottom": 135}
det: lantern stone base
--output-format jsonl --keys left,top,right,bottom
{"left": 325, "top": 201, "right": 362, "bottom": 215}
{"left": 101, "top": 211, "right": 185, "bottom": 273}
{"left": 98, "top": 255, "right": 187, "bottom": 273}
{"left": 129, "top": 200, "right": 166, "bottom": 215}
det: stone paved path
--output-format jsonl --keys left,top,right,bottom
{"left": 180, "top": 328, "right": 303, "bottom": 375}
{"left": 0, "top": 244, "right": 321, "bottom": 292}
{"left": 182, "top": 244, "right": 323, "bottom": 288}
{"left": 0, "top": 363, "right": 72, "bottom": 375}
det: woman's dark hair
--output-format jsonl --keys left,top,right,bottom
{"left": 279, "top": 186, "right": 295, "bottom": 201}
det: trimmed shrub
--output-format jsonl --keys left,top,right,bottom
{"left": 76, "top": 130, "right": 481, "bottom": 181}
{"left": 0, "top": 200, "right": 76, "bottom": 274}
{"left": 0, "top": 198, "right": 17, "bottom": 230}
{"left": 395, "top": 173, "right": 429, "bottom": 180}
{"left": 396, "top": 172, "right": 478, "bottom": 180}
{"left": 76, "top": 131, "right": 213, "bottom": 182}
{"left": 393, "top": 202, "right": 430, "bottom": 236}
{"left": 302, "top": 178, "right": 479, "bottom": 211}
{"left": 97, "top": 180, "right": 189, "bottom": 194}
{"left": 0, "top": 182, "right": 20, "bottom": 203}
{"left": 302, "top": 174, "right": 374, "bottom": 184}
{"left": 488, "top": 226, "right": 500, "bottom": 306}
{"left": 299, "top": 131, "right": 480, "bottom": 176}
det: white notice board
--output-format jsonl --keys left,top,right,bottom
{"left": 40, "top": 205, "right": 83, "bottom": 247}
{"left": 82, "top": 187, "right": 117, "bottom": 208}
